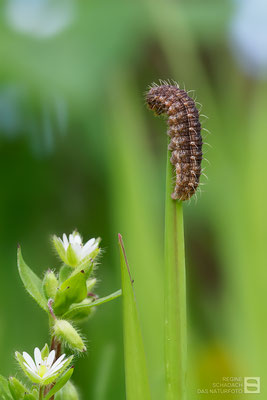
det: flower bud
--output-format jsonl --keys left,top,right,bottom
{"left": 86, "top": 278, "right": 97, "bottom": 292}
{"left": 8, "top": 377, "right": 28, "bottom": 399}
{"left": 58, "top": 381, "right": 80, "bottom": 400}
{"left": 43, "top": 270, "right": 58, "bottom": 299}
{"left": 53, "top": 320, "right": 86, "bottom": 353}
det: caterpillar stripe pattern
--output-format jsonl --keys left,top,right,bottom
{"left": 146, "top": 83, "right": 203, "bottom": 201}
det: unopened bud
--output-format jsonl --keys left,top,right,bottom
{"left": 86, "top": 278, "right": 97, "bottom": 293}
{"left": 53, "top": 320, "right": 86, "bottom": 353}
{"left": 60, "top": 381, "right": 80, "bottom": 399}
{"left": 43, "top": 270, "right": 58, "bottom": 299}
{"left": 8, "top": 377, "right": 28, "bottom": 399}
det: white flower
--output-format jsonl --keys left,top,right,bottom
{"left": 53, "top": 231, "right": 100, "bottom": 267}
{"left": 16, "top": 347, "right": 73, "bottom": 386}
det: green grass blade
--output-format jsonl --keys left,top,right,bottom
{"left": 164, "top": 148, "right": 187, "bottom": 400}
{"left": 105, "top": 75, "right": 164, "bottom": 399}
{"left": 118, "top": 234, "right": 151, "bottom": 400}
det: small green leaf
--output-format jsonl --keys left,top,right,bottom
{"left": 17, "top": 247, "right": 48, "bottom": 312}
{"left": 8, "top": 377, "right": 28, "bottom": 400}
{"left": 53, "top": 270, "right": 87, "bottom": 316}
{"left": 0, "top": 375, "right": 13, "bottom": 400}
{"left": 43, "top": 368, "right": 74, "bottom": 400}
{"left": 62, "top": 289, "right": 122, "bottom": 320}
{"left": 118, "top": 234, "right": 151, "bottom": 400}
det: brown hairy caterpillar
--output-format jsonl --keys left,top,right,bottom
{"left": 146, "top": 82, "right": 203, "bottom": 201}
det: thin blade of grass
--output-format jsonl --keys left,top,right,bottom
{"left": 164, "top": 147, "right": 187, "bottom": 400}
{"left": 118, "top": 234, "right": 151, "bottom": 400}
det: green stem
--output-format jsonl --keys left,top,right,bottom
{"left": 39, "top": 386, "right": 44, "bottom": 400}
{"left": 164, "top": 146, "right": 187, "bottom": 400}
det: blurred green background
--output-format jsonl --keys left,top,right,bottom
{"left": 0, "top": 0, "right": 267, "bottom": 399}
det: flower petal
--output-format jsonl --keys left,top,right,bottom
{"left": 46, "top": 350, "right": 55, "bottom": 368}
{"left": 82, "top": 242, "right": 98, "bottom": 258}
{"left": 63, "top": 233, "right": 69, "bottom": 249}
{"left": 23, "top": 352, "right": 37, "bottom": 372}
{"left": 49, "top": 358, "right": 68, "bottom": 374}
{"left": 73, "top": 233, "right": 82, "bottom": 245}
{"left": 23, "top": 362, "right": 35, "bottom": 374}
{"left": 51, "top": 354, "right": 66, "bottom": 369}
{"left": 43, "top": 359, "right": 68, "bottom": 379}
{"left": 23, "top": 363, "right": 41, "bottom": 380}
{"left": 34, "top": 347, "right": 42, "bottom": 367}
{"left": 84, "top": 238, "right": 95, "bottom": 248}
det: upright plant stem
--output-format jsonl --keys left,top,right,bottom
{"left": 164, "top": 147, "right": 187, "bottom": 400}
{"left": 39, "top": 386, "right": 44, "bottom": 400}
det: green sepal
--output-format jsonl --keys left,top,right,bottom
{"left": 8, "top": 377, "right": 28, "bottom": 400}
{"left": 42, "top": 270, "right": 58, "bottom": 300}
{"left": 66, "top": 245, "right": 79, "bottom": 267}
{"left": 41, "top": 343, "right": 49, "bottom": 359}
{"left": 0, "top": 375, "right": 13, "bottom": 400}
{"left": 55, "top": 381, "right": 79, "bottom": 400}
{"left": 62, "top": 289, "right": 122, "bottom": 320}
{"left": 15, "top": 352, "right": 38, "bottom": 384}
{"left": 53, "top": 235, "right": 67, "bottom": 264}
{"left": 17, "top": 247, "right": 48, "bottom": 312}
{"left": 53, "top": 270, "right": 88, "bottom": 316}
{"left": 53, "top": 320, "right": 86, "bottom": 352}
{"left": 43, "top": 368, "right": 74, "bottom": 400}
{"left": 73, "top": 250, "right": 99, "bottom": 278}
{"left": 59, "top": 265, "right": 73, "bottom": 284}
